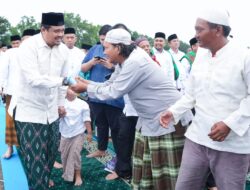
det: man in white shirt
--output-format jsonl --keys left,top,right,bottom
{"left": 168, "top": 33, "right": 187, "bottom": 92}
{"left": 180, "top": 37, "right": 199, "bottom": 78}
{"left": 63, "top": 27, "right": 86, "bottom": 78}
{"left": 14, "top": 12, "right": 70, "bottom": 190}
{"left": 0, "top": 34, "right": 21, "bottom": 159}
{"left": 152, "top": 32, "right": 175, "bottom": 82}
{"left": 160, "top": 7, "right": 250, "bottom": 190}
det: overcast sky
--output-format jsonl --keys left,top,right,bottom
{"left": 1, "top": 0, "right": 249, "bottom": 46}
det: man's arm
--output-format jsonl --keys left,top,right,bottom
{"left": 222, "top": 55, "right": 250, "bottom": 137}
{"left": 87, "top": 60, "right": 142, "bottom": 100}
{"left": 58, "top": 56, "right": 71, "bottom": 107}
{"left": 0, "top": 52, "right": 9, "bottom": 92}
{"left": 72, "top": 60, "right": 141, "bottom": 100}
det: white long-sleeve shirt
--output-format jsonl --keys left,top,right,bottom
{"left": 169, "top": 42, "right": 250, "bottom": 154}
{"left": 60, "top": 98, "right": 91, "bottom": 138}
{"left": 0, "top": 48, "right": 20, "bottom": 95}
{"left": 15, "top": 34, "right": 70, "bottom": 124}
{"left": 68, "top": 46, "right": 85, "bottom": 78}
{"left": 152, "top": 47, "right": 175, "bottom": 83}
{"left": 168, "top": 48, "right": 187, "bottom": 91}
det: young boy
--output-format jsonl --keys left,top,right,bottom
{"left": 59, "top": 88, "right": 92, "bottom": 186}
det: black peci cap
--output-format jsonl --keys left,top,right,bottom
{"left": 41, "top": 12, "right": 64, "bottom": 26}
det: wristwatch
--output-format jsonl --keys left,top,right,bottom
{"left": 62, "top": 77, "right": 69, "bottom": 86}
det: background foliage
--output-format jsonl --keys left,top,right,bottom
{"left": 0, "top": 13, "right": 189, "bottom": 52}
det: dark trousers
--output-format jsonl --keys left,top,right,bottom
{"left": 206, "top": 172, "right": 216, "bottom": 188}
{"left": 89, "top": 102, "right": 123, "bottom": 153}
{"left": 115, "top": 114, "right": 138, "bottom": 178}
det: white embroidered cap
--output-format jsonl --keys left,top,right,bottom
{"left": 198, "top": 7, "right": 230, "bottom": 26}
{"left": 105, "top": 28, "right": 131, "bottom": 45}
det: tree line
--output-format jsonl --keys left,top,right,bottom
{"left": 0, "top": 13, "right": 189, "bottom": 52}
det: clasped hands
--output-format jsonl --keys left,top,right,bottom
{"left": 69, "top": 77, "right": 89, "bottom": 93}
{"left": 159, "top": 111, "right": 231, "bottom": 142}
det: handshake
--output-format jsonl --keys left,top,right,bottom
{"left": 62, "top": 76, "right": 89, "bottom": 94}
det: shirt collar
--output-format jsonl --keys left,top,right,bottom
{"left": 208, "top": 41, "right": 231, "bottom": 58}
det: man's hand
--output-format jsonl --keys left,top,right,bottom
{"left": 58, "top": 106, "right": 66, "bottom": 118}
{"left": 70, "top": 78, "right": 89, "bottom": 93}
{"left": 160, "top": 111, "right": 173, "bottom": 128}
{"left": 99, "top": 59, "right": 114, "bottom": 70}
{"left": 208, "top": 121, "right": 231, "bottom": 142}
{"left": 75, "top": 77, "right": 89, "bottom": 84}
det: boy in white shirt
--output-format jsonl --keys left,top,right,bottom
{"left": 59, "top": 88, "right": 92, "bottom": 186}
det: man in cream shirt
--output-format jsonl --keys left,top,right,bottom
{"left": 160, "top": 7, "right": 250, "bottom": 190}
{"left": 14, "top": 12, "right": 70, "bottom": 190}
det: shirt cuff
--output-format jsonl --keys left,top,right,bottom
{"left": 168, "top": 107, "right": 180, "bottom": 125}
{"left": 87, "top": 83, "right": 96, "bottom": 98}
{"left": 57, "top": 77, "right": 64, "bottom": 86}
{"left": 223, "top": 113, "right": 250, "bottom": 137}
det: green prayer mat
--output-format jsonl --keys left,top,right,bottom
{"left": 50, "top": 148, "right": 131, "bottom": 190}
{"left": 48, "top": 134, "right": 250, "bottom": 190}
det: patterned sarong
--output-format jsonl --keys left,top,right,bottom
{"left": 15, "top": 119, "right": 60, "bottom": 190}
{"left": 5, "top": 95, "right": 18, "bottom": 146}
{"left": 132, "top": 123, "right": 186, "bottom": 190}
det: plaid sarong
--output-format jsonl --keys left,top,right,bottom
{"left": 15, "top": 119, "right": 60, "bottom": 190}
{"left": 5, "top": 95, "right": 18, "bottom": 146}
{"left": 132, "top": 123, "right": 186, "bottom": 190}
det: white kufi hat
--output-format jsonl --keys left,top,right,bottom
{"left": 198, "top": 7, "right": 230, "bottom": 26}
{"left": 105, "top": 28, "right": 131, "bottom": 45}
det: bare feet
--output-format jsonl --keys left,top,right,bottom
{"left": 86, "top": 150, "right": 106, "bottom": 158}
{"left": 74, "top": 176, "right": 83, "bottom": 186}
{"left": 49, "top": 179, "right": 54, "bottom": 188}
{"left": 2, "top": 146, "right": 13, "bottom": 159}
{"left": 105, "top": 172, "right": 119, "bottom": 180}
{"left": 53, "top": 161, "right": 63, "bottom": 169}
{"left": 208, "top": 188, "right": 218, "bottom": 190}
{"left": 74, "top": 170, "right": 82, "bottom": 186}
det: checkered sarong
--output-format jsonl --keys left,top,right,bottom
{"left": 15, "top": 119, "right": 60, "bottom": 190}
{"left": 132, "top": 123, "right": 186, "bottom": 190}
{"left": 5, "top": 95, "right": 18, "bottom": 146}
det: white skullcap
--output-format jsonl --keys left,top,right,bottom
{"left": 105, "top": 28, "right": 131, "bottom": 45}
{"left": 198, "top": 7, "right": 230, "bottom": 26}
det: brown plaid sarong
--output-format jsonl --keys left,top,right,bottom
{"left": 132, "top": 123, "right": 186, "bottom": 190}
{"left": 5, "top": 95, "right": 18, "bottom": 146}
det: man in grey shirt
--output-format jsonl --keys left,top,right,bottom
{"left": 71, "top": 28, "right": 188, "bottom": 190}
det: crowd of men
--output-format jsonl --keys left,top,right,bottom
{"left": 0, "top": 7, "right": 249, "bottom": 190}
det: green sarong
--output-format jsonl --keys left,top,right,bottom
{"left": 15, "top": 119, "right": 60, "bottom": 190}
